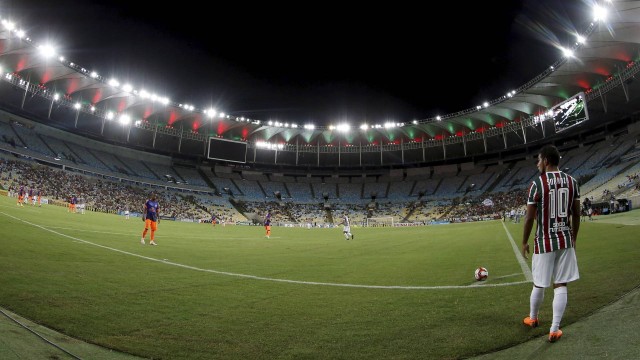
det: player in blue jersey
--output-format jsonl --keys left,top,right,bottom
{"left": 211, "top": 213, "right": 217, "bottom": 227}
{"left": 521, "top": 145, "right": 580, "bottom": 343}
{"left": 141, "top": 194, "right": 160, "bottom": 245}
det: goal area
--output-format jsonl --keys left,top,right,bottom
{"left": 365, "top": 217, "right": 395, "bottom": 227}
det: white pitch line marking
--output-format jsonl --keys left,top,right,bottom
{"left": 2, "top": 211, "right": 531, "bottom": 290}
{"left": 501, "top": 221, "right": 533, "bottom": 282}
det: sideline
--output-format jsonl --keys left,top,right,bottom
{"left": 501, "top": 221, "right": 533, "bottom": 281}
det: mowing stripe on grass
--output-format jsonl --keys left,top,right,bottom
{"left": 2, "top": 211, "right": 531, "bottom": 290}
{"left": 41, "top": 225, "right": 270, "bottom": 240}
{"left": 501, "top": 221, "right": 533, "bottom": 282}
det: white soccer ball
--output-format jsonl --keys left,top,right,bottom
{"left": 474, "top": 267, "right": 488, "bottom": 281}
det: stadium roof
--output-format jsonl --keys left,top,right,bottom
{"left": 0, "top": 1, "right": 639, "bottom": 149}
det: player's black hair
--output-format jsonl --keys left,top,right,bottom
{"left": 539, "top": 144, "right": 560, "bottom": 166}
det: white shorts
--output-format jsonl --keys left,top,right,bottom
{"left": 343, "top": 226, "right": 351, "bottom": 233}
{"left": 532, "top": 248, "right": 579, "bottom": 288}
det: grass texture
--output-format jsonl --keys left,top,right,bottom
{"left": 0, "top": 195, "right": 639, "bottom": 359}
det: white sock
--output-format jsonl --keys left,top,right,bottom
{"left": 530, "top": 286, "right": 545, "bottom": 319}
{"left": 551, "top": 286, "right": 568, "bottom": 332}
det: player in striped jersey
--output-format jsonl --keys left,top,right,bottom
{"left": 521, "top": 144, "right": 580, "bottom": 343}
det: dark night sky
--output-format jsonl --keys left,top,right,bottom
{"left": 3, "top": 0, "right": 587, "bottom": 125}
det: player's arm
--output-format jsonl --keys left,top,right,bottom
{"left": 521, "top": 203, "right": 536, "bottom": 259}
{"left": 142, "top": 203, "right": 147, "bottom": 221}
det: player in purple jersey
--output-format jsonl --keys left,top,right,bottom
{"left": 264, "top": 211, "right": 271, "bottom": 238}
{"left": 17, "top": 185, "right": 24, "bottom": 206}
{"left": 141, "top": 194, "right": 160, "bottom": 245}
{"left": 521, "top": 145, "right": 581, "bottom": 343}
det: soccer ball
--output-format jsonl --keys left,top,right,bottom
{"left": 474, "top": 267, "right": 488, "bottom": 281}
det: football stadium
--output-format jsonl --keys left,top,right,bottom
{"left": 1, "top": 1, "right": 640, "bottom": 359}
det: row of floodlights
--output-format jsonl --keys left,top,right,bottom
{"left": 0, "top": 2, "right": 613, "bottom": 130}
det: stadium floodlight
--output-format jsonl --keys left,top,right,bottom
{"left": 15, "top": 29, "right": 25, "bottom": 39}
{"left": 38, "top": 44, "right": 56, "bottom": 59}
{"left": 2, "top": 20, "right": 15, "bottom": 31}
{"left": 562, "top": 47, "right": 574, "bottom": 58}
{"left": 73, "top": 103, "right": 81, "bottom": 109}
{"left": 205, "top": 108, "right": 216, "bottom": 118}
{"left": 593, "top": 4, "right": 607, "bottom": 22}
{"left": 106, "top": 111, "right": 114, "bottom": 120}
{"left": 483, "top": 102, "right": 489, "bottom": 108}
{"left": 108, "top": 78, "right": 120, "bottom": 88}
{"left": 122, "top": 84, "right": 133, "bottom": 93}
{"left": 336, "top": 123, "right": 350, "bottom": 133}
{"left": 360, "top": 124, "right": 369, "bottom": 130}
{"left": 436, "top": 116, "right": 441, "bottom": 121}
{"left": 90, "top": 71, "right": 99, "bottom": 79}
{"left": 118, "top": 114, "right": 131, "bottom": 125}
{"left": 576, "top": 34, "right": 586, "bottom": 44}
{"left": 53, "top": 93, "right": 60, "bottom": 101}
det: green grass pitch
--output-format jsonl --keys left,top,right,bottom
{"left": 1, "top": 195, "right": 639, "bottom": 359}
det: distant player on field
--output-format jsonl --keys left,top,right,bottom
{"left": 17, "top": 185, "right": 24, "bottom": 207}
{"left": 141, "top": 194, "right": 160, "bottom": 245}
{"left": 341, "top": 212, "right": 353, "bottom": 240}
{"left": 264, "top": 211, "right": 271, "bottom": 239}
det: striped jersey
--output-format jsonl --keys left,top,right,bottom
{"left": 526, "top": 171, "right": 579, "bottom": 254}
